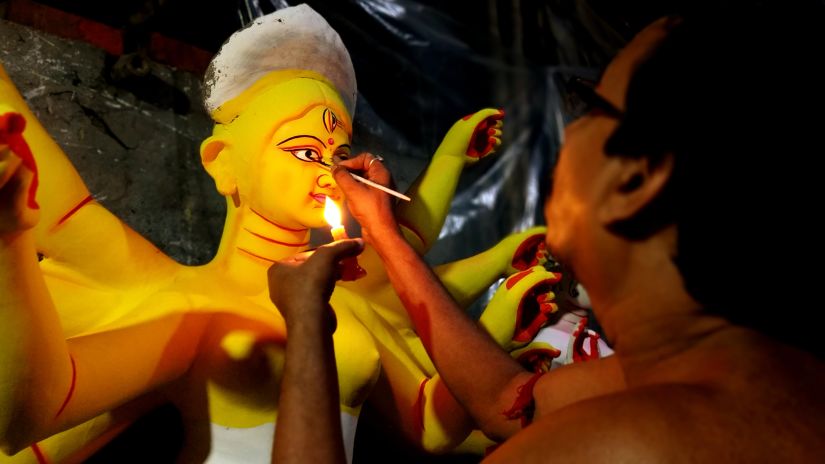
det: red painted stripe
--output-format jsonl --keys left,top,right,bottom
{"left": 412, "top": 378, "right": 429, "bottom": 434}
{"left": 56, "top": 195, "right": 94, "bottom": 226}
{"left": 249, "top": 208, "right": 308, "bottom": 232}
{"left": 30, "top": 443, "right": 48, "bottom": 464}
{"left": 243, "top": 228, "right": 309, "bottom": 247}
{"left": 54, "top": 355, "right": 77, "bottom": 418}
{"left": 7, "top": 0, "right": 215, "bottom": 74}
{"left": 7, "top": 0, "right": 122, "bottom": 55}
{"left": 505, "top": 269, "right": 534, "bottom": 290}
{"left": 237, "top": 247, "right": 277, "bottom": 263}
{"left": 501, "top": 371, "right": 545, "bottom": 428}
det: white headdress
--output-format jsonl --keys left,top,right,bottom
{"left": 203, "top": 4, "right": 357, "bottom": 117}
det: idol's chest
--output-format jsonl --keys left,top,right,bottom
{"left": 183, "top": 293, "right": 380, "bottom": 427}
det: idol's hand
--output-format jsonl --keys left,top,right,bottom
{"left": 0, "top": 111, "right": 39, "bottom": 234}
{"left": 437, "top": 108, "right": 504, "bottom": 162}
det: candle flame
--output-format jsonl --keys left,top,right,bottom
{"left": 324, "top": 196, "right": 342, "bottom": 227}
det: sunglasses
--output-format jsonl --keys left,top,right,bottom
{"left": 559, "top": 75, "right": 623, "bottom": 120}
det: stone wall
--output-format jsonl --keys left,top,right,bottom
{"left": 1, "top": 19, "right": 222, "bottom": 264}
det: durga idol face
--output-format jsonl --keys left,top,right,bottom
{"left": 227, "top": 84, "right": 353, "bottom": 230}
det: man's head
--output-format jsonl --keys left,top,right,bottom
{"left": 545, "top": 1, "right": 825, "bottom": 346}
{"left": 544, "top": 17, "right": 675, "bottom": 293}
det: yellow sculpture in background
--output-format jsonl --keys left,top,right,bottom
{"left": 0, "top": 5, "right": 559, "bottom": 463}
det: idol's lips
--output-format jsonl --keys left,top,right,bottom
{"left": 310, "top": 193, "right": 327, "bottom": 204}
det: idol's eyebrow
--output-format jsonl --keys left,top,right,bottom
{"left": 336, "top": 144, "right": 352, "bottom": 151}
{"left": 277, "top": 134, "right": 326, "bottom": 146}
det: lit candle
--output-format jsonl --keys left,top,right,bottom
{"left": 324, "top": 197, "right": 348, "bottom": 240}
{"left": 324, "top": 197, "right": 366, "bottom": 281}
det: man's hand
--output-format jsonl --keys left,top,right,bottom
{"left": 267, "top": 239, "right": 364, "bottom": 328}
{"left": 332, "top": 153, "right": 400, "bottom": 246}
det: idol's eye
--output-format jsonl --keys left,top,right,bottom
{"left": 333, "top": 152, "right": 350, "bottom": 162}
{"left": 286, "top": 147, "right": 323, "bottom": 163}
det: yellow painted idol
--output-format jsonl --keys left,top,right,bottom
{"left": 0, "top": 4, "right": 591, "bottom": 463}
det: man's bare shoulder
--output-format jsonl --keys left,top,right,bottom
{"left": 532, "top": 355, "right": 625, "bottom": 415}
{"left": 486, "top": 379, "right": 824, "bottom": 463}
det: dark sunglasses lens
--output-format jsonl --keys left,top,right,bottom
{"left": 565, "top": 76, "right": 623, "bottom": 119}
{"left": 557, "top": 75, "right": 594, "bottom": 121}
{"left": 565, "top": 91, "right": 589, "bottom": 120}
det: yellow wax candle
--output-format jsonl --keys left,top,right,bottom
{"left": 331, "top": 225, "right": 348, "bottom": 241}
{"left": 324, "top": 197, "right": 366, "bottom": 281}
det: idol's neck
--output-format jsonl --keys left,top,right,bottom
{"left": 209, "top": 199, "right": 311, "bottom": 294}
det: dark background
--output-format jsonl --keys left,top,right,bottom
{"left": 12, "top": 0, "right": 698, "bottom": 148}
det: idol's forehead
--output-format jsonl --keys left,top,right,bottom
{"left": 218, "top": 75, "right": 352, "bottom": 135}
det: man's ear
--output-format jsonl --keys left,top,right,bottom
{"left": 200, "top": 135, "right": 237, "bottom": 197}
{"left": 597, "top": 153, "right": 674, "bottom": 225}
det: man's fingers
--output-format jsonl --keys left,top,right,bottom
{"left": 331, "top": 164, "right": 366, "bottom": 195}
{"left": 269, "top": 240, "right": 363, "bottom": 281}
{"left": 313, "top": 238, "right": 365, "bottom": 264}
{"left": 336, "top": 153, "right": 372, "bottom": 171}
{"left": 335, "top": 153, "right": 377, "bottom": 178}
{"left": 305, "top": 239, "right": 366, "bottom": 286}
{"left": 287, "top": 250, "right": 314, "bottom": 263}
{"left": 336, "top": 153, "right": 391, "bottom": 182}
{"left": 364, "top": 158, "right": 392, "bottom": 187}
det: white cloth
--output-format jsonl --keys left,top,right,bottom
{"left": 532, "top": 311, "right": 614, "bottom": 370}
{"left": 206, "top": 412, "right": 358, "bottom": 464}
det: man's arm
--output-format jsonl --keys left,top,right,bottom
{"left": 333, "top": 156, "right": 535, "bottom": 440}
{"left": 272, "top": 298, "right": 344, "bottom": 464}
{"left": 268, "top": 240, "right": 365, "bottom": 464}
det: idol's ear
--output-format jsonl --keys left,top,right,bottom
{"left": 201, "top": 135, "right": 237, "bottom": 197}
